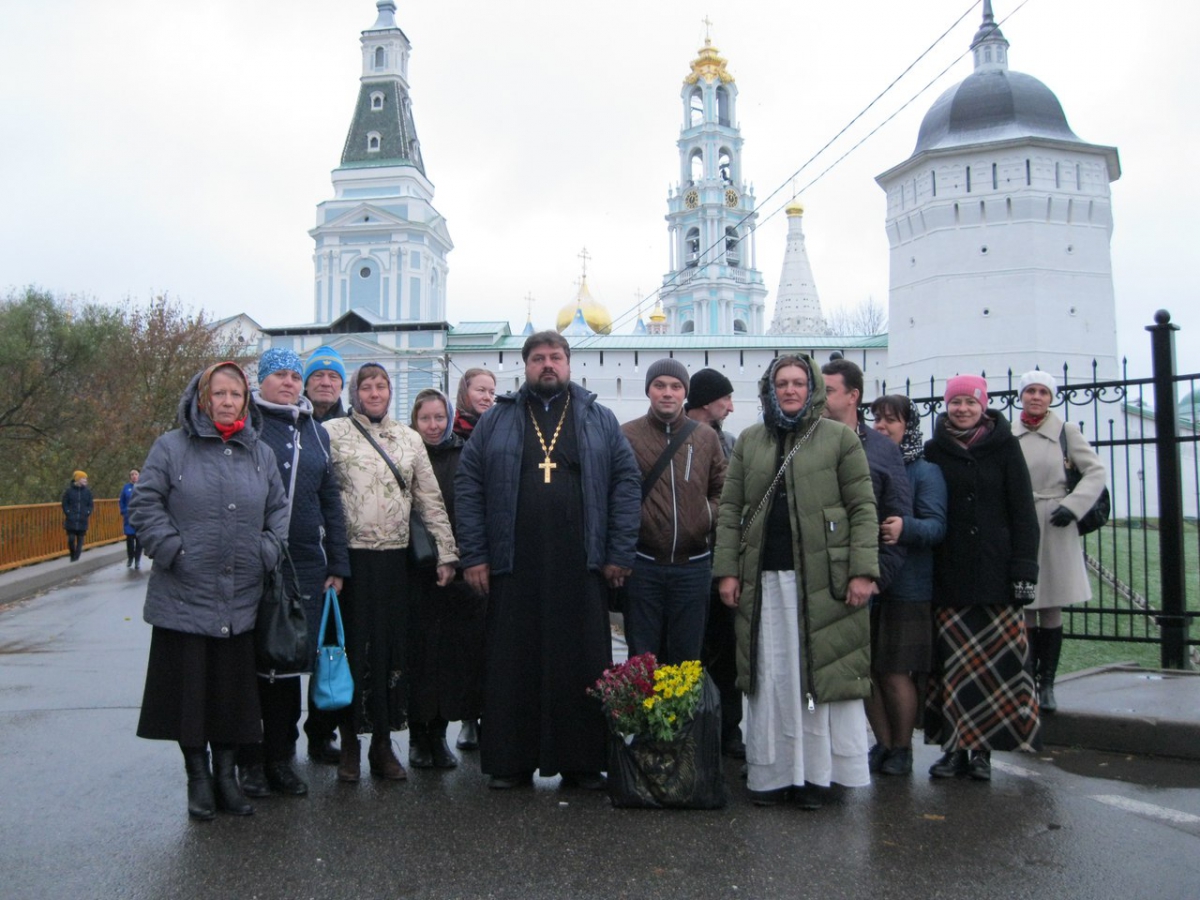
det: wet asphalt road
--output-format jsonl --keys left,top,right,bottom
{"left": 1, "top": 563, "right": 1198, "bottom": 900}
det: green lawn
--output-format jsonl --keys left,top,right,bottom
{"left": 1057, "top": 520, "right": 1198, "bottom": 673}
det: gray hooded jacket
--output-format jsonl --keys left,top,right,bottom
{"left": 130, "top": 371, "right": 288, "bottom": 638}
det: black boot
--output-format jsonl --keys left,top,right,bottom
{"left": 181, "top": 746, "right": 215, "bottom": 820}
{"left": 1038, "top": 626, "right": 1063, "bottom": 713}
{"left": 211, "top": 745, "right": 254, "bottom": 816}
{"left": 429, "top": 719, "right": 458, "bottom": 769}
{"left": 408, "top": 723, "right": 434, "bottom": 769}
{"left": 456, "top": 719, "right": 480, "bottom": 751}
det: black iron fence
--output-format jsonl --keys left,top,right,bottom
{"left": 879, "top": 310, "right": 1198, "bottom": 670}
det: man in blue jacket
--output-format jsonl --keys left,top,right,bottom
{"left": 455, "top": 331, "right": 641, "bottom": 791}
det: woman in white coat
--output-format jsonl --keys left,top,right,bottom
{"left": 1013, "top": 371, "right": 1107, "bottom": 712}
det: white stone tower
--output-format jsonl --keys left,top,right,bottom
{"left": 309, "top": 1, "right": 452, "bottom": 325}
{"left": 876, "top": 1, "right": 1121, "bottom": 391}
{"left": 660, "top": 33, "right": 767, "bottom": 335}
{"left": 768, "top": 200, "right": 826, "bottom": 335}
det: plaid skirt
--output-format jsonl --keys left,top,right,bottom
{"left": 924, "top": 605, "right": 1039, "bottom": 752}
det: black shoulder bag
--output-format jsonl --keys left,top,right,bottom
{"left": 1059, "top": 427, "right": 1110, "bottom": 536}
{"left": 350, "top": 418, "right": 439, "bottom": 568}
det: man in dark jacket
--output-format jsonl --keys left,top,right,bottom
{"left": 62, "top": 470, "right": 94, "bottom": 562}
{"left": 455, "top": 331, "right": 641, "bottom": 791}
{"left": 621, "top": 359, "right": 726, "bottom": 664}
{"left": 685, "top": 368, "right": 736, "bottom": 457}
{"left": 302, "top": 345, "right": 347, "bottom": 423}
{"left": 238, "top": 347, "right": 352, "bottom": 797}
{"left": 821, "top": 358, "right": 912, "bottom": 593}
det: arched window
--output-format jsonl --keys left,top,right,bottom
{"left": 734, "top": 318, "right": 748, "bottom": 333}
{"left": 686, "top": 227, "right": 700, "bottom": 267}
{"left": 370, "top": 91, "right": 384, "bottom": 110}
{"left": 680, "top": 320, "right": 696, "bottom": 334}
{"left": 689, "top": 149, "right": 704, "bottom": 184}
{"left": 688, "top": 88, "right": 703, "bottom": 127}
{"left": 725, "top": 227, "right": 741, "bottom": 267}
{"left": 716, "top": 86, "right": 730, "bottom": 126}
{"left": 374, "top": 46, "right": 386, "bottom": 69}
{"left": 718, "top": 149, "right": 732, "bottom": 184}
{"left": 367, "top": 132, "right": 381, "bottom": 152}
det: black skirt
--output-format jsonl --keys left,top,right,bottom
{"left": 408, "top": 574, "right": 486, "bottom": 724}
{"left": 136, "top": 627, "right": 263, "bottom": 746}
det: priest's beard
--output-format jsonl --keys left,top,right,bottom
{"left": 529, "top": 376, "right": 566, "bottom": 398}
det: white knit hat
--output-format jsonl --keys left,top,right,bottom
{"left": 1018, "top": 370, "right": 1057, "bottom": 396}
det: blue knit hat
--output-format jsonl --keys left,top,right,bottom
{"left": 258, "top": 347, "right": 303, "bottom": 383}
{"left": 303, "top": 345, "right": 347, "bottom": 386}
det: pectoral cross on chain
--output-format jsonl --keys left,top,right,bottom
{"left": 538, "top": 456, "right": 557, "bottom": 484}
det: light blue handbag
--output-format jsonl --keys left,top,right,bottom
{"left": 311, "top": 587, "right": 353, "bottom": 711}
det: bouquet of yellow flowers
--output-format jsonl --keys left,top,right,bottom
{"left": 589, "top": 653, "right": 705, "bottom": 743}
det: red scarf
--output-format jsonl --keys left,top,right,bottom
{"left": 453, "top": 408, "right": 477, "bottom": 440}
{"left": 214, "top": 417, "right": 246, "bottom": 442}
{"left": 1020, "top": 410, "right": 1047, "bottom": 430}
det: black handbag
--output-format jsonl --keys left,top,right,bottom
{"left": 255, "top": 542, "right": 310, "bottom": 676}
{"left": 1059, "top": 429, "right": 1110, "bottom": 535}
{"left": 351, "top": 418, "right": 439, "bottom": 569}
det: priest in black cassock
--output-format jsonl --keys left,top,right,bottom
{"left": 455, "top": 331, "right": 641, "bottom": 790}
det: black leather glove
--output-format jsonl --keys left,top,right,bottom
{"left": 1012, "top": 580, "right": 1036, "bottom": 605}
{"left": 1049, "top": 506, "right": 1077, "bottom": 528}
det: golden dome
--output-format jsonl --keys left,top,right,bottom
{"left": 648, "top": 298, "right": 667, "bottom": 323}
{"left": 684, "top": 38, "right": 734, "bottom": 85}
{"left": 556, "top": 277, "right": 612, "bottom": 335}
{"left": 785, "top": 199, "right": 805, "bottom": 217}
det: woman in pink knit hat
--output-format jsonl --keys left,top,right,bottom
{"left": 922, "top": 374, "right": 1041, "bottom": 782}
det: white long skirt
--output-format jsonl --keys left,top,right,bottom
{"left": 745, "top": 570, "right": 871, "bottom": 792}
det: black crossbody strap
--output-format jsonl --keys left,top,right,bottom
{"left": 351, "top": 418, "right": 408, "bottom": 493}
{"left": 641, "top": 419, "right": 700, "bottom": 502}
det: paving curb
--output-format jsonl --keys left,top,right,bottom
{"left": 1041, "top": 664, "right": 1200, "bottom": 761}
{"left": 0, "top": 546, "right": 129, "bottom": 607}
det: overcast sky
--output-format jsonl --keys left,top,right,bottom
{"left": 3, "top": 0, "right": 1196, "bottom": 376}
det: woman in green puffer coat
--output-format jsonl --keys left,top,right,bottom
{"left": 713, "top": 355, "right": 880, "bottom": 808}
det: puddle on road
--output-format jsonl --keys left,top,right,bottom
{"left": 1046, "top": 747, "right": 1199, "bottom": 789}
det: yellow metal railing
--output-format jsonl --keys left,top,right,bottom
{"left": 0, "top": 500, "right": 125, "bottom": 573}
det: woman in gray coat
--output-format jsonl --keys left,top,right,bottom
{"left": 130, "top": 362, "right": 288, "bottom": 820}
{"left": 1014, "top": 370, "right": 1107, "bottom": 712}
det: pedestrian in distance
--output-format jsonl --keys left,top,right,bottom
{"left": 454, "top": 331, "right": 641, "bottom": 791}
{"left": 621, "top": 359, "right": 727, "bottom": 664}
{"left": 130, "top": 361, "right": 289, "bottom": 820}
{"left": 867, "top": 395, "right": 947, "bottom": 776}
{"left": 713, "top": 355, "right": 880, "bottom": 810}
{"left": 62, "top": 470, "right": 94, "bottom": 562}
{"left": 408, "top": 388, "right": 486, "bottom": 770}
{"left": 236, "top": 347, "right": 351, "bottom": 799}
{"left": 324, "top": 363, "right": 457, "bottom": 784}
{"left": 118, "top": 469, "right": 143, "bottom": 570}
{"left": 1013, "top": 370, "right": 1107, "bottom": 713}
{"left": 923, "top": 374, "right": 1040, "bottom": 782}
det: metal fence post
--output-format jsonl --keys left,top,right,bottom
{"left": 1147, "top": 310, "right": 1188, "bottom": 668}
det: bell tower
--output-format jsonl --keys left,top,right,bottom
{"left": 309, "top": 1, "right": 453, "bottom": 325}
{"left": 660, "top": 27, "right": 767, "bottom": 335}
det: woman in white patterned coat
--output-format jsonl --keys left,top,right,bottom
{"left": 324, "top": 363, "right": 458, "bottom": 783}
{"left": 1013, "top": 370, "right": 1107, "bottom": 713}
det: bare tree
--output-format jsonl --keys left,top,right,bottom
{"left": 825, "top": 296, "right": 888, "bottom": 336}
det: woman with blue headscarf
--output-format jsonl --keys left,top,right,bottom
{"left": 713, "top": 355, "right": 880, "bottom": 809}
{"left": 407, "top": 388, "right": 486, "bottom": 770}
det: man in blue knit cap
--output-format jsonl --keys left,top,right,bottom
{"left": 303, "top": 346, "right": 347, "bottom": 423}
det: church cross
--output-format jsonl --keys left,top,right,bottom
{"left": 702, "top": 15, "right": 713, "bottom": 42}
{"left": 538, "top": 458, "right": 557, "bottom": 484}
{"left": 578, "top": 246, "right": 591, "bottom": 280}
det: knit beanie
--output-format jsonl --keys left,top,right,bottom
{"left": 73, "top": 470, "right": 87, "bottom": 482}
{"left": 944, "top": 374, "right": 988, "bottom": 405}
{"left": 303, "top": 345, "right": 347, "bottom": 386}
{"left": 258, "top": 347, "right": 303, "bottom": 383}
{"left": 686, "top": 368, "right": 734, "bottom": 411}
{"left": 645, "top": 358, "right": 690, "bottom": 395}
{"left": 1018, "top": 370, "right": 1057, "bottom": 396}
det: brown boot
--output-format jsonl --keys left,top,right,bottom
{"left": 337, "top": 726, "right": 360, "bottom": 783}
{"left": 368, "top": 735, "right": 407, "bottom": 780}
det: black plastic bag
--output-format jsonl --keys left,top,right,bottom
{"left": 254, "top": 545, "right": 310, "bottom": 676}
{"left": 606, "top": 672, "right": 727, "bottom": 809}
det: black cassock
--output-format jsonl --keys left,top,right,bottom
{"left": 480, "top": 392, "right": 611, "bottom": 777}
